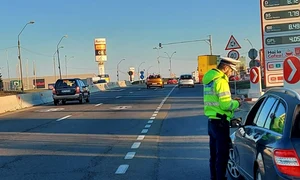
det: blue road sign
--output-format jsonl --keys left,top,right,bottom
{"left": 140, "top": 71, "right": 144, "bottom": 75}
{"left": 140, "top": 75, "right": 144, "bottom": 79}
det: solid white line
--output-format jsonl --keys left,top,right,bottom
{"left": 131, "top": 142, "right": 141, "bottom": 149}
{"left": 56, "top": 115, "right": 72, "bottom": 122}
{"left": 154, "top": 111, "right": 159, "bottom": 114}
{"left": 152, "top": 114, "right": 157, "bottom": 117}
{"left": 150, "top": 117, "right": 156, "bottom": 120}
{"left": 148, "top": 120, "right": 154, "bottom": 123}
{"left": 115, "top": 164, "right": 129, "bottom": 174}
{"left": 95, "top": 103, "right": 103, "bottom": 107}
{"left": 124, "top": 152, "right": 136, "bottom": 159}
{"left": 137, "top": 135, "right": 145, "bottom": 140}
{"left": 116, "top": 96, "right": 122, "bottom": 99}
{"left": 141, "top": 129, "right": 148, "bottom": 133}
{"left": 145, "top": 124, "right": 151, "bottom": 128}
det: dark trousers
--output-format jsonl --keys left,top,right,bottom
{"left": 208, "top": 119, "right": 230, "bottom": 180}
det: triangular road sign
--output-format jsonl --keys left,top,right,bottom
{"left": 225, "top": 35, "right": 241, "bottom": 50}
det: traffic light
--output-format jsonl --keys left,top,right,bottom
{"left": 159, "top": 43, "right": 162, "bottom": 48}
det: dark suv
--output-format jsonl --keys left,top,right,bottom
{"left": 52, "top": 78, "right": 90, "bottom": 105}
{"left": 228, "top": 88, "right": 300, "bottom": 180}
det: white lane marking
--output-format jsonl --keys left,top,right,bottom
{"left": 95, "top": 103, "right": 103, "bottom": 107}
{"left": 116, "top": 96, "right": 122, "bottom": 99}
{"left": 141, "top": 129, "right": 148, "bottom": 133}
{"left": 138, "top": 88, "right": 141, "bottom": 90}
{"left": 129, "top": 92, "right": 133, "bottom": 94}
{"left": 145, "top": 124, "right": 151, "bottom": 128}
{"left": 131, "top": 142, "right": 141, "bottom": 149}
{"left": 137, "top": 135, "right": 145, "bottom": 140}
{"left": 56, "top": 115, "right": 72, "bottom": 122}
{"left": 154, "top": 111, "right": 159, "bottom": 114}
{"left": 115, "top": 164, "right": 129, "bottom": 174}
{"left": 150, "top": 117, "right": 156, "bottom": 120}
{"left": 148, "top": 120, "right": 153, "bottom": 123}
{"left": 154, "top": 88, "right": 158, "bottom": 91}
{"left": 152, "top": 114, "right": 157, "bottom": 117}
{"left": 157, "top": 106, "right": 161, "bottom": 109}
{"left": 124, "top": 152, "right": 136, "bottom": 159}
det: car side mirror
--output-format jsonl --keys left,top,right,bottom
{"left": 230, "top": 117, "right": 243, "bottom": 128}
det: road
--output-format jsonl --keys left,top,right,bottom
{"left": 0, "top": 84, "right": 221, "bottom": 180}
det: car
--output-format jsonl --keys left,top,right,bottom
{"left": 167, "top": 78, "right": 178, "bottom": 84}
{"left": 227, "top": 87, "right": 300, "bottom": 180}
{"left": 178, "top": 74, "right": 194, "bottom": 88}
{"left": 146, "top": 74, "right": 164, "bottom": 88}
{"left": 52, "top": 78, "right": 90, "bottom": 105}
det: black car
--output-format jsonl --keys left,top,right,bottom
{"left": 228, "top": 88, "right": 300, "bottom": 180}
{"left": 52, "top": 78, "right": 90, "bottom": 105}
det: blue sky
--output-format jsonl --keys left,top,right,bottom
{"left": 0, "top": 0, "right": 262, "bottom": 81}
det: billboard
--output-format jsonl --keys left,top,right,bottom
{"left": 33, "top": 79, "right": 45, "bottom": 89}
{"left": 94, "top": 38, "right": 107, "bottom": 62}
{"left": 260, "top": 0, "right": 300, "bottom": 87}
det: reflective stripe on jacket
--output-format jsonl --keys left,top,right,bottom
{"left": 203, "top": 69, "right": 239, "bottom": 121}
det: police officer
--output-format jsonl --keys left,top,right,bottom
{"left": 203, "top": 57, "right": 242, "bottom": 180}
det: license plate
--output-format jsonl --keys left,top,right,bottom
{"left": 152, "top": 83, "right": 157, "bottom": 85}
{"left": 62, "top": 90, "right": 71, "bottom": 93}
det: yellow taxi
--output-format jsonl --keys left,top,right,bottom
{"left": 146, "top": 74, "right": 164, "bottom": 89}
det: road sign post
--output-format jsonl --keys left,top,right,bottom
{"left": 248, "top": 48, "right": 263, "bottom": 98}
{"left": 283, "top": 56, "right": 300, "bottom": 90}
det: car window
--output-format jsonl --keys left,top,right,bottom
{"left": 245, "top": 97, "right": 266, "bottom": 125}
{"left": 56, "top": 79, "right": 77, "bottom": 88}
{"left": 264, "top": 100, "right": 279, "bottom": 129}
{"left": 269, "top": 102, "right": 286, "bottom": 134}
{"left": 180, "top": 75, "right": 192, "bottom": 79}
{"left": 254, "top": 96, "right": 277, "bottom": 127}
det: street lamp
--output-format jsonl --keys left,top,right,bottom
{"left": 117, "top": 59, "right": 125, "bottom": 81}
{"left": 56, "top": 35, "right": 68, "bottom": 79}
{"left": 18, "top": 21, "right": 34, "bottom": 92}
{"left": 53, "top": 46, "right": 63, "bottom": 81}
{"left": 244, "top": 38, "right": 254, "bottom": 48}
{"left": 65, "top": 55, "right": 74, "bottom": 78}
{"left": 153, "top": 47, "right": 162, "bottom": 74}
{"left": 164, "top": 51, "right": 176, "bottom": 77}
{"left": 147, "top": 66, "right": 153, "bottom": 77}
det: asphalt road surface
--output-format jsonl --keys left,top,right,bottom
{"left": 0, "top": 84, "right": 231, "bottom": 180}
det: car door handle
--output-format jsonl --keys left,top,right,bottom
{"left": 253, "top": 133, "right": 261, "bottom": 139}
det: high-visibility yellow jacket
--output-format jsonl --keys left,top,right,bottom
{"left": 203, "top": 68, "right": 239, "bottom": 121}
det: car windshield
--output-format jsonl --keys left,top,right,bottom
{"left": 180, "top": 75, "right": 192, "bottom": 79}
{"left": 98, "top": 79, "right": 107, "bottom": 83}
{"left": 149, "top": 75, "right": 161, "bottom": 79}
{"left": 55, "top": 79, "right": 77, "bottom": 88}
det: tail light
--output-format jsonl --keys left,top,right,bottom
{"left": 52, "top": 88, "right": 56, "bottom": 95}
{"left": 76, "top": 86, "right": 80, "bottom": 94}
{"left": 274, "top": 149, "right": 300, "bottom": 177}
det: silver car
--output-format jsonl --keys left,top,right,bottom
{"left": 178, "top": 74, "right": 194, "bottom": 88}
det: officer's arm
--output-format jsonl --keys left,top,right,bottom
{"left": 215, "top": 79, "right": 239, "bottom": 111}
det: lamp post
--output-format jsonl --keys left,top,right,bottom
{"left": 18, "top": 21, "right": 34, "bottom": 92}
{"left": 164, "top": 51, "right": 176, "bottom": 77}
{"left": 117, "top": 59, "right": 125, "bottom": 81}
{"left": 56, "top": 35, "right": 67, "bottom": 79}
{"left": 153, "top": 47, "right": 162, "bottom": 74}
{"left": 147, "top": 66, "right": 153, "bottom": 77}
{"left": 53, "top": 46, "right": 63, "bottom": 81}
{"left": 244, "top": 38, "right": 254, "bottom": 48}
{"left": 65, "top": 55, "right": 74, "bottom": 78}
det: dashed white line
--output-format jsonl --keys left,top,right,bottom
{"left": 129, "top": 92, "right": 133, "bottom": 94}
{"left": 141, "top": 129, "right": 148, "bottom": 133}
{"left": 115, "top": 164, "right": 129, "bottom": 174}
{"left": 148, "top": 120, "right": 154, "bottom": 123}
{"left": 154, "top": 111, "right": 159, "bottom": 114}
{"left": 150, "top": 117, "right": 156, "bottom": 119}
{"left": 137, "top": 135, "right": 145, "bottom": 140}
{"left": 116, "top": 96, "right": 122, "bottom": 99}
{"left": 131, "top": 142, "right": 141, "bottom": 149}
{"left": 152, "top": 114, "right": 157, "bottom": 117}
{"left": 95, "top": 103, "right": 103, "bottom": 107}
{"left": 145, "top": 124, "right": 151, "bottom": 128}
{"left": 56, "top": 115, "right": 72, "bottom": 122}
{"left": 124, "top": 152, "right": 136, "bottom": 159}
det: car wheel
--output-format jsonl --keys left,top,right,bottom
{"left": 62, "top": 100, "right": 66, "bottom": 105}
{"left": 227, "top": 148, "right": 243, "bottom": 180}
{"left": 54, "top": 100, "right": 59, "bottom": 106}
{"left": 86, "top": 97, "right": 90, "bottom": 103}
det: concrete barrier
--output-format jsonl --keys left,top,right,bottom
{"left": 0, "top": 81, "right": 131, "bottom": 114}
